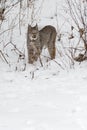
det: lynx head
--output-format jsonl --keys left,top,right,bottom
{"left": 28, "top": 24, "right": 39, "bottom": 41}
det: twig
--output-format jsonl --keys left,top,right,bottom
{"left": 0, "top": 50, "right": 9, "bottom": 65}
{"left": 41, "top": 54, "right": 64, "bottom": 70}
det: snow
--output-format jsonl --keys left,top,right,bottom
{"left": 0, "top": 0, "right": 87, "bottom": 129}
{"left": 0, "top": 62, "right": 87, "bottom": 130}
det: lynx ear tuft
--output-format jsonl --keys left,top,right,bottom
{"left": 28, "top": 24, "right": 31, "bottom": 29}
{"left": 35, "top": 24, "right": 38, "bottom": 29}
{"left": 36, "top": 24, "right": 38, "bottom": 27}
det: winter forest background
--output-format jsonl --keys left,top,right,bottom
{"left": 0, "top": 0, "right": 87, "bottom": 70}
{"left": 0, "top": 0, "right": 87, "bottom": 130}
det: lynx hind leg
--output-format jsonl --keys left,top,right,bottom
{"left": 48, "top": 30, "right": 56, "bottom": 60}
{"left": 48, "top": 43, "right": 56, "bottom": 60}
{"left": 48, "top": 37, "right": 56, "bottom": 59}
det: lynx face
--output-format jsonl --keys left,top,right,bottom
{"left": 28, "top": 25, "right": 39, "bottom": 41}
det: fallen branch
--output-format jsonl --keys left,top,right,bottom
{"left": 74, "top": 53, "right": 87, "bottom": 62}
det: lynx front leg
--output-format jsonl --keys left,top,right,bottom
{"left": 31, "top": 45, "right": 41, "bottom": 62}
{"left": 28, "top": 46, "right": 41, "bottom": 63}
{"left": 28, "top": 47, "right": 35, "bottom": 64}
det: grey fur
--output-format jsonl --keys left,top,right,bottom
{"left": 27, "top": 24, "right": 57, "bottom": 64}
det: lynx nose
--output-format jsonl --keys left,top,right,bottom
{"left": 33, "top": 35, "right": 36, "bottom": 38}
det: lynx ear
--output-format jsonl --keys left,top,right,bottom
{"left": 36, "top": 24, "right": 38, "bottom": 27}
{"left": 28, "top": 24, "right": 31, "bottom": 29}
{"left": 35, "top": 24, "right": 38, "bottom": 29}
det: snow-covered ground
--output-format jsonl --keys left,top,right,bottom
{"left": 0, "top": 0, "right": 87, "bottom": 129}
{"left": 0, "top": 62, "right": 87, "bottom": 130}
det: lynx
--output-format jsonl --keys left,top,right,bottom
{"left": 27, "top": 24, "right": 57, "bottom": 64}
{"left": 27, "top": 24, "right": 41, "bottom": 64}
